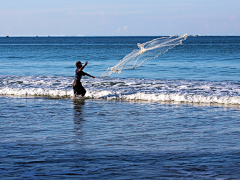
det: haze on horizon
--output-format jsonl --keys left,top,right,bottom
{"left": 0, "top": 0, "right": 239, "bottom": 36}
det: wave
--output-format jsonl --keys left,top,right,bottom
{"left": 0, "top": 75, "right": 240, "bottom": 105}
{"left": 6, "top": 56, "right": 23, "bottom": 59}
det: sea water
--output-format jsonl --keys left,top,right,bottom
{"left": 0, "top": 36, "right": 240, "bottom": 179}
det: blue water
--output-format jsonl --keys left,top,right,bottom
{"left": 1, "top": 36, "right": 239, "bottom": 80}
{"left": 1, "top": 36, "right": 240, "bottom": 179}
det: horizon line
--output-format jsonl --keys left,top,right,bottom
{"left": 0, "top": 34, "right": 239, "bottom": 37}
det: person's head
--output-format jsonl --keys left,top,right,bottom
{"left": 75, "top": 61, "right": 82, "bottom": 68}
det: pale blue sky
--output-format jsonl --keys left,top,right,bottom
{"left": 0, "top": 0, "right": 239, "bottom": 36}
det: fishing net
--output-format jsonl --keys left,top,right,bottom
{"left": 102, "top": 34, "right": 188, "bottom": 77}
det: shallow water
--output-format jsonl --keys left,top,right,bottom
{"left": 1, "top": 97, "right": 240, "bottom": 179}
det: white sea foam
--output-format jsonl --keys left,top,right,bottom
{"left": 0, "top": 87, "right": 73, "bottom": 97}
{"left": 1, "top": 75, "right": 240, "bottom": 105}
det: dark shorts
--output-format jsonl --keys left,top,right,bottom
{"left": 73, "top": 81, "right": 86, "bottom": 97}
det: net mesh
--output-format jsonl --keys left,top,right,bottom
{"left": 102, "top": 34, "right": 188, "bottom": 77}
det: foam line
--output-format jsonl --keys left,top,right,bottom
{"left": 1, "top": 75, "right": 240, "bottom": 105}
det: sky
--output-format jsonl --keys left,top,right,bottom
{"left": 0, "top": 0, "right": 239, "bottom": 36}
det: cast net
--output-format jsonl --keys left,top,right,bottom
{"left": 102, "top": 34, "right": 188, "bottom": 77}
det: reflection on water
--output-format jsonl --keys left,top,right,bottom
{"left": 73, "top": 99, "right": 85, "bottom": 138}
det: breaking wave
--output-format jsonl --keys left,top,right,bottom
{"left": 1, "top": 75, "right": 240, "bottom": 105}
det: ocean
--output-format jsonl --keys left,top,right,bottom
{"left": 0, "top": 36, "right": 240, "bottom": 179}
